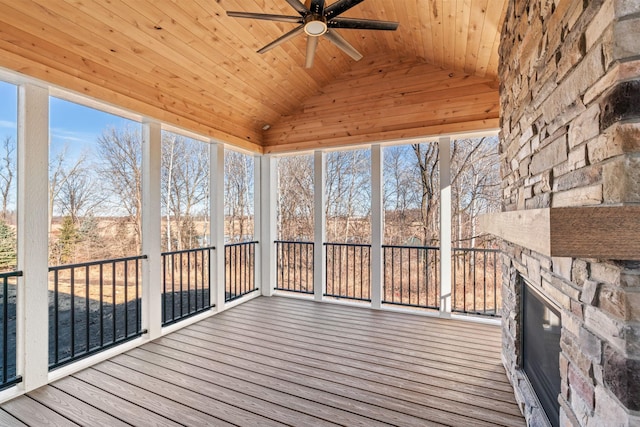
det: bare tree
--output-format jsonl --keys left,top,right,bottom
{"left": 57, "top": 163, "right": 103, "bottom": 224}
{"left": 49, "top": 145, "right": 88, "bottom": 233}
{"left": 224, "top": 150, "right": 253, "bottom": 242}
{"left": 325, "top": 150, "right": 370, "bottom": 243}
{"left": 0, "top": 136, "right": 15, "bottom": 220}
{"left": 96, "top": 126, "right": 142, "bottom": 254}
{"left": 383, "top": 145, "right": 421, "bottom": 245}
{"left": 412, "top": 142, "right": 440, "bottom": 246}
{"left": 450, "top": 137, "right": 501, "bottom": 248}
{"left": 277, "top": 155, "right": 314, "bottom": 240}
{"left": 162, "top": 133, "right": 209, "bottom": 251}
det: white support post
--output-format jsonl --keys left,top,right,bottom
{"left": 210, "top": 143, "right": 226, "bottom": 311}
{"left": 257, "top": 154, "right": 276, "bottom": 297}
{"left": 313, "top": 151, "right": 326, "bottom": 302}
{"left": 370, "top": 145, "right": 383, "bottom": 309}
{"left": 17, "top": 83, "right": 50, "bottom": 391}
{"left": 253, "top": 156, "right": 262, "bottom": 296}
{"left": 141, "top": 120, "right": 162, "bottom": 339}
{"left": 439, "top": 136, "right": 452, "bottom": 317}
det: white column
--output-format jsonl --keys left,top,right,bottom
{"left": 17, "top": 84, "right": 49, "bottom": 391}
{"left": 439, "top": 136, "right": 452, "bottom": 317}
{"left": 253, "top": 156, "right": 262, "bottom": 295}
{"left": 141, "top": 120, "right": 162, "bottom": 339}
{"left": 257, "top": 154, "right": 276, "bottom": 297}
{"left": 210, "top": 143, "right": 226, "bottom": 310}
{"left": 313, "top": 151, "right": 326, "bottom": 301}
{"left": 370, "top": 144, "right": 383, "bottom": 309}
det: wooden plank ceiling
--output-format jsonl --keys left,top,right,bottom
{"left": 0, "top": 0, "right": 507, "bottom": 153}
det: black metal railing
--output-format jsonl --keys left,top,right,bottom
{"left": 48, "top": 255, "right": 147, "bottom": 370}
{"left": 162, "top": 246, "right": 214, "bottom": 326}
{"left": 0, "top": 270, "right": 22, "bottom": 390}
{"left": 275, "top": 241, "right": 314, "bottom": 294}
{"left": 452, "top": 247, "right": 501, "bottom": 317}
{"left": 382, "top": 245, "right": 440, "bottom": 309}
{"left": 324, "top": 242, "right": 371, "bottom": 301}
{"left": 225, "top": 241, "right": 258, "bottom": 302}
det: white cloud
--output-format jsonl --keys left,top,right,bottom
{"left": 50, "top": 127, "right": 97, "bottom": 144}
{"left": 0, "top": 120, "right": 16, "bottom": 130}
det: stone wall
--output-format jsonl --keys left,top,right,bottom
{"left": 498, "top": 0, "right": 640, "bottom": 426}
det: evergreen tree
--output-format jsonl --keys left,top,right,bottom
{"left": 0, "top": 219, "right": 16, "bottom": 270}
{"left": 58, "top": 215, "right": 78, "bottom": 264}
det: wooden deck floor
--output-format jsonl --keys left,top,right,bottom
{"left": 0, "top": 296, "right": 525, "bottom": 426}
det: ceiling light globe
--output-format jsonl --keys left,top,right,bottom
{"left": 304, "top": 20, "right": 327, "bottom": 36}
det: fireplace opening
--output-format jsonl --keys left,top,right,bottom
{"left": 522, "top": 279, "right": 562, "bottom": 427}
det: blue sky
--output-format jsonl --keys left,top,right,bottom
{"left": 0, "top": 81, "right": 16, "bottom": 138}
{"left": 50, "top": 96, "right": 136, "bottom": 159}
{"left": 0, "top": 80, "right": 136, "bottom": 160}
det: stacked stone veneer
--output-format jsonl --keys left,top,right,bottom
{"left": 499, "top": 0, "right": 640, "bottom": 426}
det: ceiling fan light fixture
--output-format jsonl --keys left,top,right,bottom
{"left": 227, "top": 0, "right": 399, "bottom": 67}
{"left": 304, "top": 20, "right": 327, "bottom": 36}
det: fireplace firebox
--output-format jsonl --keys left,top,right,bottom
{"left": 521, "top": 280, "right": 562, "bottom": 427}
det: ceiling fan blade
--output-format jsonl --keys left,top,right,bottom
{"left": 305, "top": 36, "right": 319, "bottom": 68}
{"left": 328, "top": 17, "right": 399, "bottom": 31}
{"left": 284, "top": 0, "right": 309, "bottom": 14}
{"left": 324, "top": 29, "right": 363, "bottom": 61}
{"left": 226, "top": 11, "right": 302, "bottom": 24}
{"left": 257, "top": 25, "right": 305, "bottom": 54}
{"left": 309, "top": 0, "right": 325, "bottom": 15}
{"left": 325, "top": 0, "right": 365, "bottom": 19}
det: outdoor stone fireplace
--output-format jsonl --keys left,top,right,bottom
{"left": 497, "top": 0, "right": 640, "bottom": 426}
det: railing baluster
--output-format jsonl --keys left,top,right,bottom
{"left": 494, "top": 251, "right": 498, "bottom": 314}
{"left": 124, "top": 260, "right": 129, "bottom": 338}
{"left": 359, "top": 246, "right": 363, "bottom": 299}
{"left": 70, "top": 267, "right": 75, "bottom": 358}
{"left": 99, "top": 263, "right": 104, "bottom": 347}
{"left": 0, "top": 271, "right": 22, "bottom": 390}
{"left": 85, "top": 265, "right": 90, "bottom": 354}
{"left": 187, "top": 251, "right": 191, "bottom": 314}
{"left": 195, "top": 251, "right": 199, "bottom": 311}
{"left": 136, "top": 258, "right": 140, "bottom": 333}
{"left": 162, "top": 253, "right": 166, "bottom": 323}
{"left": 112, "top": 261, "right": 116, "bottom": 345}
{"left": 391, "top": 247, "right": 395, "bottom": 303}
{"left": 2, "top": 276, "right": 8, "bottom": 384}
{"left": 54, "top": 269, "right": 59, "bottom": 364}
{"left": 483, "top": 250, "right": 487, "bottom": 314}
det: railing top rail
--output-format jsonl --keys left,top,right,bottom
{"left": 323, "top": 242, "right": 372, "bottom": 248}
{"left": 224, "top": 240, "right": 259, "bottom": 247}
{"left": 382, "top": 244, "right": 440, "bottom": 250}
{"left": 452, "top": 247, "right": 501, "bottom": 253}
{"left": 274, "top": 240, "right": 314, "bottom": 245}
{"left": 161, "top": 246, "right": 215, "bottom": 256}
{"left": 382, "top": 244, "right": 500, "bottom": 252}
{"left": 48, "top": 254, "right": 148, "bottom": 271}
{"left": 0, "top": 270, "right": 23, "bottom": 279}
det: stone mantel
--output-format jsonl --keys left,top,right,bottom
{"left": 479, "top": 206, "right": 640, "bottom": 260}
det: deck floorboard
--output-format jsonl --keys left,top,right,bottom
{"left": 1, "top": 296, "right": 525, "bottom": 426}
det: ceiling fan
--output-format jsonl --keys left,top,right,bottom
{"left": 227, "top": 0, "right": 399, "bottom": 68}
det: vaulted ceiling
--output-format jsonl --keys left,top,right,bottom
{"left": 0, "top": 0, "right": 507, "bottom": 153}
